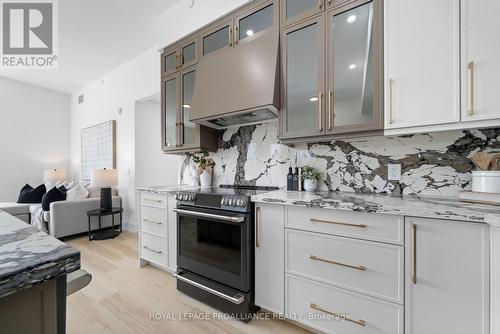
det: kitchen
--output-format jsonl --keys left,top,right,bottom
{"left": 134, "top": 0, "right": 500, "bottom": 333}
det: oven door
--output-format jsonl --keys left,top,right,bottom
{"left": 175, "top": 205, "right": 252, "bottom": 292}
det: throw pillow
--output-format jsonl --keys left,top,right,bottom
{"left": 58, "top": 185, "right": 67, "bottom": 193}
{"left": 42, "top": 186, "right": 67, "bottom": 211}
{"left": 66, "top": 184, "right": 89, "bottom": 201}
{"left": 17, "top": 184, "right": 46, "bottom": 203}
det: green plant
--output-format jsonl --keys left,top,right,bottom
{"left": 301, "top": 166, "right": 321, "bottom": 181}
{"left": 192, "top": 151, "right": 216, "bottom": 170}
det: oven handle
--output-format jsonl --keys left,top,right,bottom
{"left": 173, "top": 208, "right": 245, "bottom": 223}
{"left": 174, "top": 271, "right": 245, "bottom": 305}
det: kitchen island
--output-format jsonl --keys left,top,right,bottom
{"left": 0, "top": 210, "right": 80, "bottom": 333}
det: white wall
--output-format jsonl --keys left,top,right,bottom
{"left": 70, "top": 0, "right": 253, "bottom": 230}
{"left": 0, "top": 77, "right": 70, "bottom": 201}
{"left": 135, "top": 98, "right": 180, "bottom": 187}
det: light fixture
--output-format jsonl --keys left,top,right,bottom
{"left": 246, "top": 29, "right": 254, "bottom": 36}
{"left": 347, "top": 15, "right": 356, "bottom": 23}
{"left": 309, "top": 96, "right": 319, "bottom": 102}
{"left": 91, "top": 168, "right": 118, "bottom": 212}
{"left": 349, "top": 64, "right": 357, "bottom": 70}
{"left": 182, "top": 104, "right": 191, "bottom": 109}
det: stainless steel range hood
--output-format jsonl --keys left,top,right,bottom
{"left": 190, "top": 31, "right": 279, "bottom": 129}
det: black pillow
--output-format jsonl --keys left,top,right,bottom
{"left": 17, "top": 184, "right": 46, "bottom": 203}
{"left": 42, "top": 186, "right": 67, "bottom": 211}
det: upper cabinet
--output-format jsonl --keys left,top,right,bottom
{"left": 281, "top": 0, "right": 324, "bottom": 27}
{"left": 384, "top": 0, "right": 460, "bottom": 130}
{"left": 235, "top": 1, "right": 277, "bottom": 45}
{"left": 161, "top": 67, "right": 218, "bottom": 154}
{"left": 461, "top": 0, "right": 500, "bottom": 122}
{"left": 280, "top": 0, "right": 384, "bottom": 143}
{"left": 161, "top": 34, "right": 198, "bottom": 77}
{"left": 199, "top": 18, "right": 234, "bottom": 58}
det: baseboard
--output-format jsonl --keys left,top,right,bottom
{"left": 123, "top": 221, "right": 137, "bottom": 232}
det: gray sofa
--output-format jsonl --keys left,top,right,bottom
{"left": 0, "top": 196, "right": 122, "bottom": 239}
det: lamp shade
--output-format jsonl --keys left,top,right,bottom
{"left": 90, "top": 169, "right": 118, "bottom": 188}
{"left": 43, "top": 169, "right": 66, "bottom": 183}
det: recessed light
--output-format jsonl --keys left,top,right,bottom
{"left": 348, "top": 64, "right": 356, "bottom": 70}
{"left": 347, "top": 15, "right": 356, "bottom": 23}
{"left": 309, "top": 96, "right": 318, "bottom": 102}
{"left": 182, "top": 104, "right": 191, "bottom": 109}
{"left": 246, "top": 29, "right": 254, "bottom": 36}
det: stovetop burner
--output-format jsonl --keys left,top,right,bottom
{"left": 175, "top": 184, "right": 280, "bottom": 212}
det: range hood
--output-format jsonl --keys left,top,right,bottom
{"left": 190, "top": 31, "right": 279, "bottom": 129}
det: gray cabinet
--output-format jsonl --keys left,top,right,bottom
{"left": 326, "top": 0, "right": 383, "bottom": 134}
{"left": 280, "top": 16, "right": 325, "bottom": 139}
{"left": 161, "top": 34, "right": 198, "bottom": 76}
{"left": 235, "top": 1, "right": 278, "bottom": 45}
{"left": 280, "top": 0, "right": 324, "bottom": 27}
{"left": 199, "top": 18, "right": 234, "bottom": 58}
{"left": 161, "top": 67, "right": 217, "bottom": 154}
{"left": 280, "top": 0, "right": 383, "bottom": 143}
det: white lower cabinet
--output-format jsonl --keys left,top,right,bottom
{"left": 255, "top": 203, "right": 285, "bottom": 315}
{"left": 286, "top": 275, "right": 403, "bottom": 334}
{"left": 138, "top": 191, "right": 177, "bottom": 273}
{"left": 405, "top": 217, "right": 490, "bottom": 334}
{"left": 256, "top": 203, "right": 492, "bottom": 334}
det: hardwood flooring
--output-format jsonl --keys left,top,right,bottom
{"left": 65, "top": 231, "right": 310, "bottom": 334}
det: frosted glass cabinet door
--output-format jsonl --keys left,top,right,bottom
{"left": 200, "top": 19, "right": 233, "bottom": 58}
{"left": 462, "top": 0, "right": 500, "bottom": 122}
{"left": 162, "top": 48, "right": 178, "bottom": 76}
{"left": 235, "top": 2, "right": 276, "bottom": 44}
{"left": 181, "top": 68, "right": 196, "bottom": 147}
{"left": 280, "top": 16, "right": 325, "bottom": 139}
{"left": 327, "top": 1, "right": 383, "bottom": 134}
{"left": 281, "top": 0, "right": 323, "bottom": 27}
{"left": 161, "top": 75, "right": 179, "bottom": 150}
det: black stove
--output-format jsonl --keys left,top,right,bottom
{"left": 174, "top": 184, "right": 279, "bottom": 213}
{"left": 174, "top": 184, "right": 278, "bottom": 320}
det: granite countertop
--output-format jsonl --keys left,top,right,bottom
{"left": 0, "top": 211, "right": 80, "bottom": 298}
{"left": 135, "top": 185, "right": 202, "bottom": 194}
{"left": 251, "top": 190, "right": 500, "bottom": 226}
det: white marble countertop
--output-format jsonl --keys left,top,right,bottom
{"left": 0, "top": 212, "right": 80, "bottom": 297}
{"left": 251, "top": 190, "right": 500, "bottom": 226}
{"left": 135, "top": 185, "right": 202, "bottom": 194}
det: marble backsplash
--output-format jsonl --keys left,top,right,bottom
{"left": 180, "top": 121, "right": 500, "bottom": 196}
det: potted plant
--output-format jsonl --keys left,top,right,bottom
{"left": 192, "top": 151, "right": 216, "bottom": 187}
{"left": 301, "top": 166, "right": 321, "bottom": 192}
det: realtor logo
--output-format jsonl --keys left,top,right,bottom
{"left": 1, "top": 0, "right": 58, "bottom": 69}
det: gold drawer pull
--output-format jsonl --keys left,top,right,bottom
{"left": 310, "top": 303, "right": 366, "bottom": 327}
{"left": 143, "top": 218, "right": 163, "bottom": 225}
{"left": 143, "top": 246, "right": 162, "bottom": 254}
{"left": 467, "top": 61, "right": 475, "bottom": 116}
{"left": 412, "top": 223, "right": 417, "bottom": 284}
{"left": 310, "top": 255, "right": 366, "bottom": 271}
{"left": 256, "top": 206, "right": 261, "bottom": 247}
{"left": 144, "top": 198, "right": 162, "bottom": 203}
{"left": 310, "top": 218, "right": 366, "bottom": 228}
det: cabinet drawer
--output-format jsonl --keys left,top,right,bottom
{"left": 141, "top": 206, "right": 167, "bottom": 237}
{"left": 141, "top": 233, "right": 168, "bottom": 268}
{"left": 286, "top": 275, "right": 403, "bottom": 334}
{"left": 140, "top": 193, "right": 167, "bottom": 208}
{"left": 286, "top": 206, "right": 403, "bottom": 244}
{"left": 286, "top": 230, "right": 403, "bottom": 303}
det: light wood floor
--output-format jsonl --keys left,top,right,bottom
{"left": 65, "top": 231, "right": 310, "bottom": 334}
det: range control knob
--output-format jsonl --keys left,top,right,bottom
{"left": 236, "top": 199, "right": 245, "bottom": 207}
{"left": 174, "top": 193, "right": 179, "bottom": 200}
{"left": 228, "top": 198, "right": 234, "bottom": 206}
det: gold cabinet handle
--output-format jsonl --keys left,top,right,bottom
{"left": 310, "top": 255, "right": 366, "bottom": 271}
{"left": 328, "top": 90, "right": 333, "bottom": 131}
{"left": 318, "top": 92, "right": 323, "bottom": 131}
{"left": 388, "top": 78, "right": 394, "bottom": 124}
{"left": 412, "top": 223, "right": 417, "bottom": 284}
{"left": 310, "top": 303, "right": 366, "bottom": 327}
{"left": 310, "top": 218, "right": 366, "bottom": 228}
{"left": 179, "top": 53, "right": 183, "bottom": 68}
{"left": 180, "top": 122, "right": 185, "bottom": 145}
{"left": 143, "top": 246, "right": 162, "bottom": 254}
{"left": 229, "top": 27, "right": 233, "bottom": 47}
{"left": 327, "top": 0, "right": 331, "bottom": 5}
{"left": 144, "top": 198, "right": 163, "bottom": 203}
{"left": 175, "top": 54, "right": 180, "bottom": 69}
{"left": 468, "top": 61, "right": 475, "bottom": 116}
{"left": 143, "top": 218, "right": 162, "bottom": 225}
{"left": 318, "top": 0, "right": 323, "bottom": 9}
{"left": 175, "top": 123, "right": 181, "bottom": 147}
{"left": 255, "top": 206, "right": 260, "bottom": 247}
{"left": 235, "top": 26, "right": 239, "bottom": 45}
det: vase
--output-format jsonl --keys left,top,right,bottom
{"left": 303, "top": 179, "right": 317, "bottom": 192}
{"left": 199, "top": 170, "right": 212, "bottom": 188}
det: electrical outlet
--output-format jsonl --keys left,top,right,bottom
{"left": 388, "top": 164, "right": 401, "bottom": 181}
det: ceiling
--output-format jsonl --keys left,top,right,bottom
{"left": 0, "top": 0, "right": 182, "bottom": 94}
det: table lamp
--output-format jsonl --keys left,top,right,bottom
{"left": 91, "top": 168, "right": 118, "bottom": 212}
{"left": 43, "top": 169, "right": 66, "bottom": 183}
